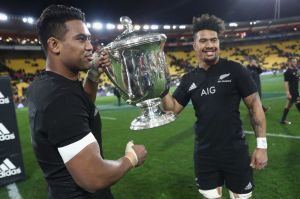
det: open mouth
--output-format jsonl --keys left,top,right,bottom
{"left": 203, "top": 49, "right": 216, "bottom": 56}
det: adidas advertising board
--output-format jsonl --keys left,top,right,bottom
{"left": 0, "top": 91, "right": 10, "bottom": 105}
{"left": 0, "top": 123, "right": 16, "bottom": 141}
{"left": 0, "top": 155, "right": 25, "bottom": 186}
{"left": 0, "top": 158, "right": 22, "bottom": 179}
{"left": 0, "top": 77, "right": 25, "bottom": 186}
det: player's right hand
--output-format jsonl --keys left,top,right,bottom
{"left": 90, "top": 48, "right": 111, "bottom": 73}
{"left": 98, "top": 49, "right": 112, "bottom": 70}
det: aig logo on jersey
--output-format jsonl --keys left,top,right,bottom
{"left": 0, "top": 123, "right": 15, "bottom": 141}
{"left": 0, "top": 158, "right": 22, "bottom": 178}
{"left": 0, "top": 91, "right": 10, "bottom": 105}
{"left": 201, "top": 86, "right": 216, "bottom": 96}
{"left": 218, "top": 73, "right": 232, "bottom": 83}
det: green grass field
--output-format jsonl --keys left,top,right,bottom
{"left": 1, "top": 74, "right": 300, "bottom": 199}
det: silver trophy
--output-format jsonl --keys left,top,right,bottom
{"left": 103, "top": 16, "right": 176, "bottom": 130}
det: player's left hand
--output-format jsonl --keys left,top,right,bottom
{"left": 250, "top": 148, "right": 268, "bottom": 170}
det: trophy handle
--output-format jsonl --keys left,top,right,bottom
{"left": 101, "top": 46, "right": 136, "bottom": 104}
{"left": 103, "top": 66, "right": 129, "bottom": 97}
{"left": 100, "top": 47, "right": 119, "bottom": 86}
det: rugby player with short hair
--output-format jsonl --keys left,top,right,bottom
{"left": 161, "top": 14, "right": 268, "bottom": 199}
{"left": 279, "top": 57, "right": 300, "bottom": 124}
{"left": 27, "top": 4, "right": 147, "bottom": 199}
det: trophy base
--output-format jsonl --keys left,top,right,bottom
{"left": 130, "top": 98, "right": 176, "bottom": 130}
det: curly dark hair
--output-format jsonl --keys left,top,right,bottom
{"left": 37, "top": 4, "right": 86, "bottom": 54}
{"left": 192, "top": 14, "right": 225, "bottom": 39}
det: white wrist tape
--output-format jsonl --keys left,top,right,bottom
{"left": 256, "top": 137, "right": 267, "bottom": 149}
{"left": 124, "top": 141, "right": 138, "bottom": 167}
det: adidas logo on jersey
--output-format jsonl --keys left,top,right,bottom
{"left": 0, "top": 91, "right": 10, "bottom": 104}
{"left": 188, "top": 83, "right": 197, "bottom": 91}
{"left": 0, "top": 123, "right": 15, "bottom": 141}
{"left": 244, "top": 182, "right": 252, "bottom": 191}
{"left": 217, "top": 73, "right": 232, "bottom": 83}
{"left": 0, "top": 158, "right": 21, "bottom": 178}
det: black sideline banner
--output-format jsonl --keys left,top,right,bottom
{"left": 0, "top": 76, "right": 25, "bottom": 186}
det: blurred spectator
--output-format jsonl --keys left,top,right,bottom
{"left": 247, "top": 58, "right": 269, "bottom": 112}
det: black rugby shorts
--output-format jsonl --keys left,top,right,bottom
{"left": 194, "top": 147, "right": 254, "bottom": 194}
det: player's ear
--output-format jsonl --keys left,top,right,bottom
{"left": 47, "top": 37, "right": 61, "bottom": 54}
{"left": 193, "top": 42, "right": 197, "bottom": 51}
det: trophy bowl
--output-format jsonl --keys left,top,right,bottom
{"left": 103, "top": 16, "right": 176, "bottom": 130}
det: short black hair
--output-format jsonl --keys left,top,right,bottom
{"left": 192, "top": 14, "right": 225, "bottom": 39}
{"left": 37, "top": 4, "right": 86, "bottom": 54}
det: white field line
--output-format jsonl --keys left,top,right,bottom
{"left": 6, "top": 183, "right": 22, "bottom": 199}
{"left": 263, "top": 96, "right": 286, "bottom": 101}
{"left": 245, "top": 131, "right": 300, "bottom": 140}
{"left": 101, "top": 116, "right": 117, "bottom": 120}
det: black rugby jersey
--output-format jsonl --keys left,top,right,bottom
{"left": 27, "top": 71, "right": 113, "bottom": 199}
{"left": 173, "top": 58, "right": 257, "bottom": 153}
{"left": 284, "top": 68, "right": 299, "bottom": 95}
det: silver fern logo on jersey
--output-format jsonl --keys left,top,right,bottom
{"left": 218, "top": 73, "right": 232, "bottom": 83}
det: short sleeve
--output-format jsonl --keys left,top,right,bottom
{"left": 235, "top": 64, "right": 257, "bottom": 98}
{"left": 284, "top": 71, "right": 290, "bottom": 82}
{"left": 173, "top": 74, "right": 191, "bottom": 107}
{"left": 44, "top": 92, "right": 91, "bottom": 147}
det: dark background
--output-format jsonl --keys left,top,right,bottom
{"left": 1, "top": 0, "right": 300, "bottom": 24}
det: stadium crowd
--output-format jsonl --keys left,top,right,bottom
{"left": 0, "top": 37, "right": 299, "bottom": 108}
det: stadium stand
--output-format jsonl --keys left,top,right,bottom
{"left": 1, "top": 37, "right": 300, "bottom": 101}
{"left": 1, "top": 14, "right": 300, "bottom": 106}
{"left": 4, "top": 58, "right": 45, "bottom": 74}
{"left": 165, "top": 38, "right": 300, "bottom": 74}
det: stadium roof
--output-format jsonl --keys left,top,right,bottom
{"left": 1, "top": 0, "right": 300, "bottom": 24}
